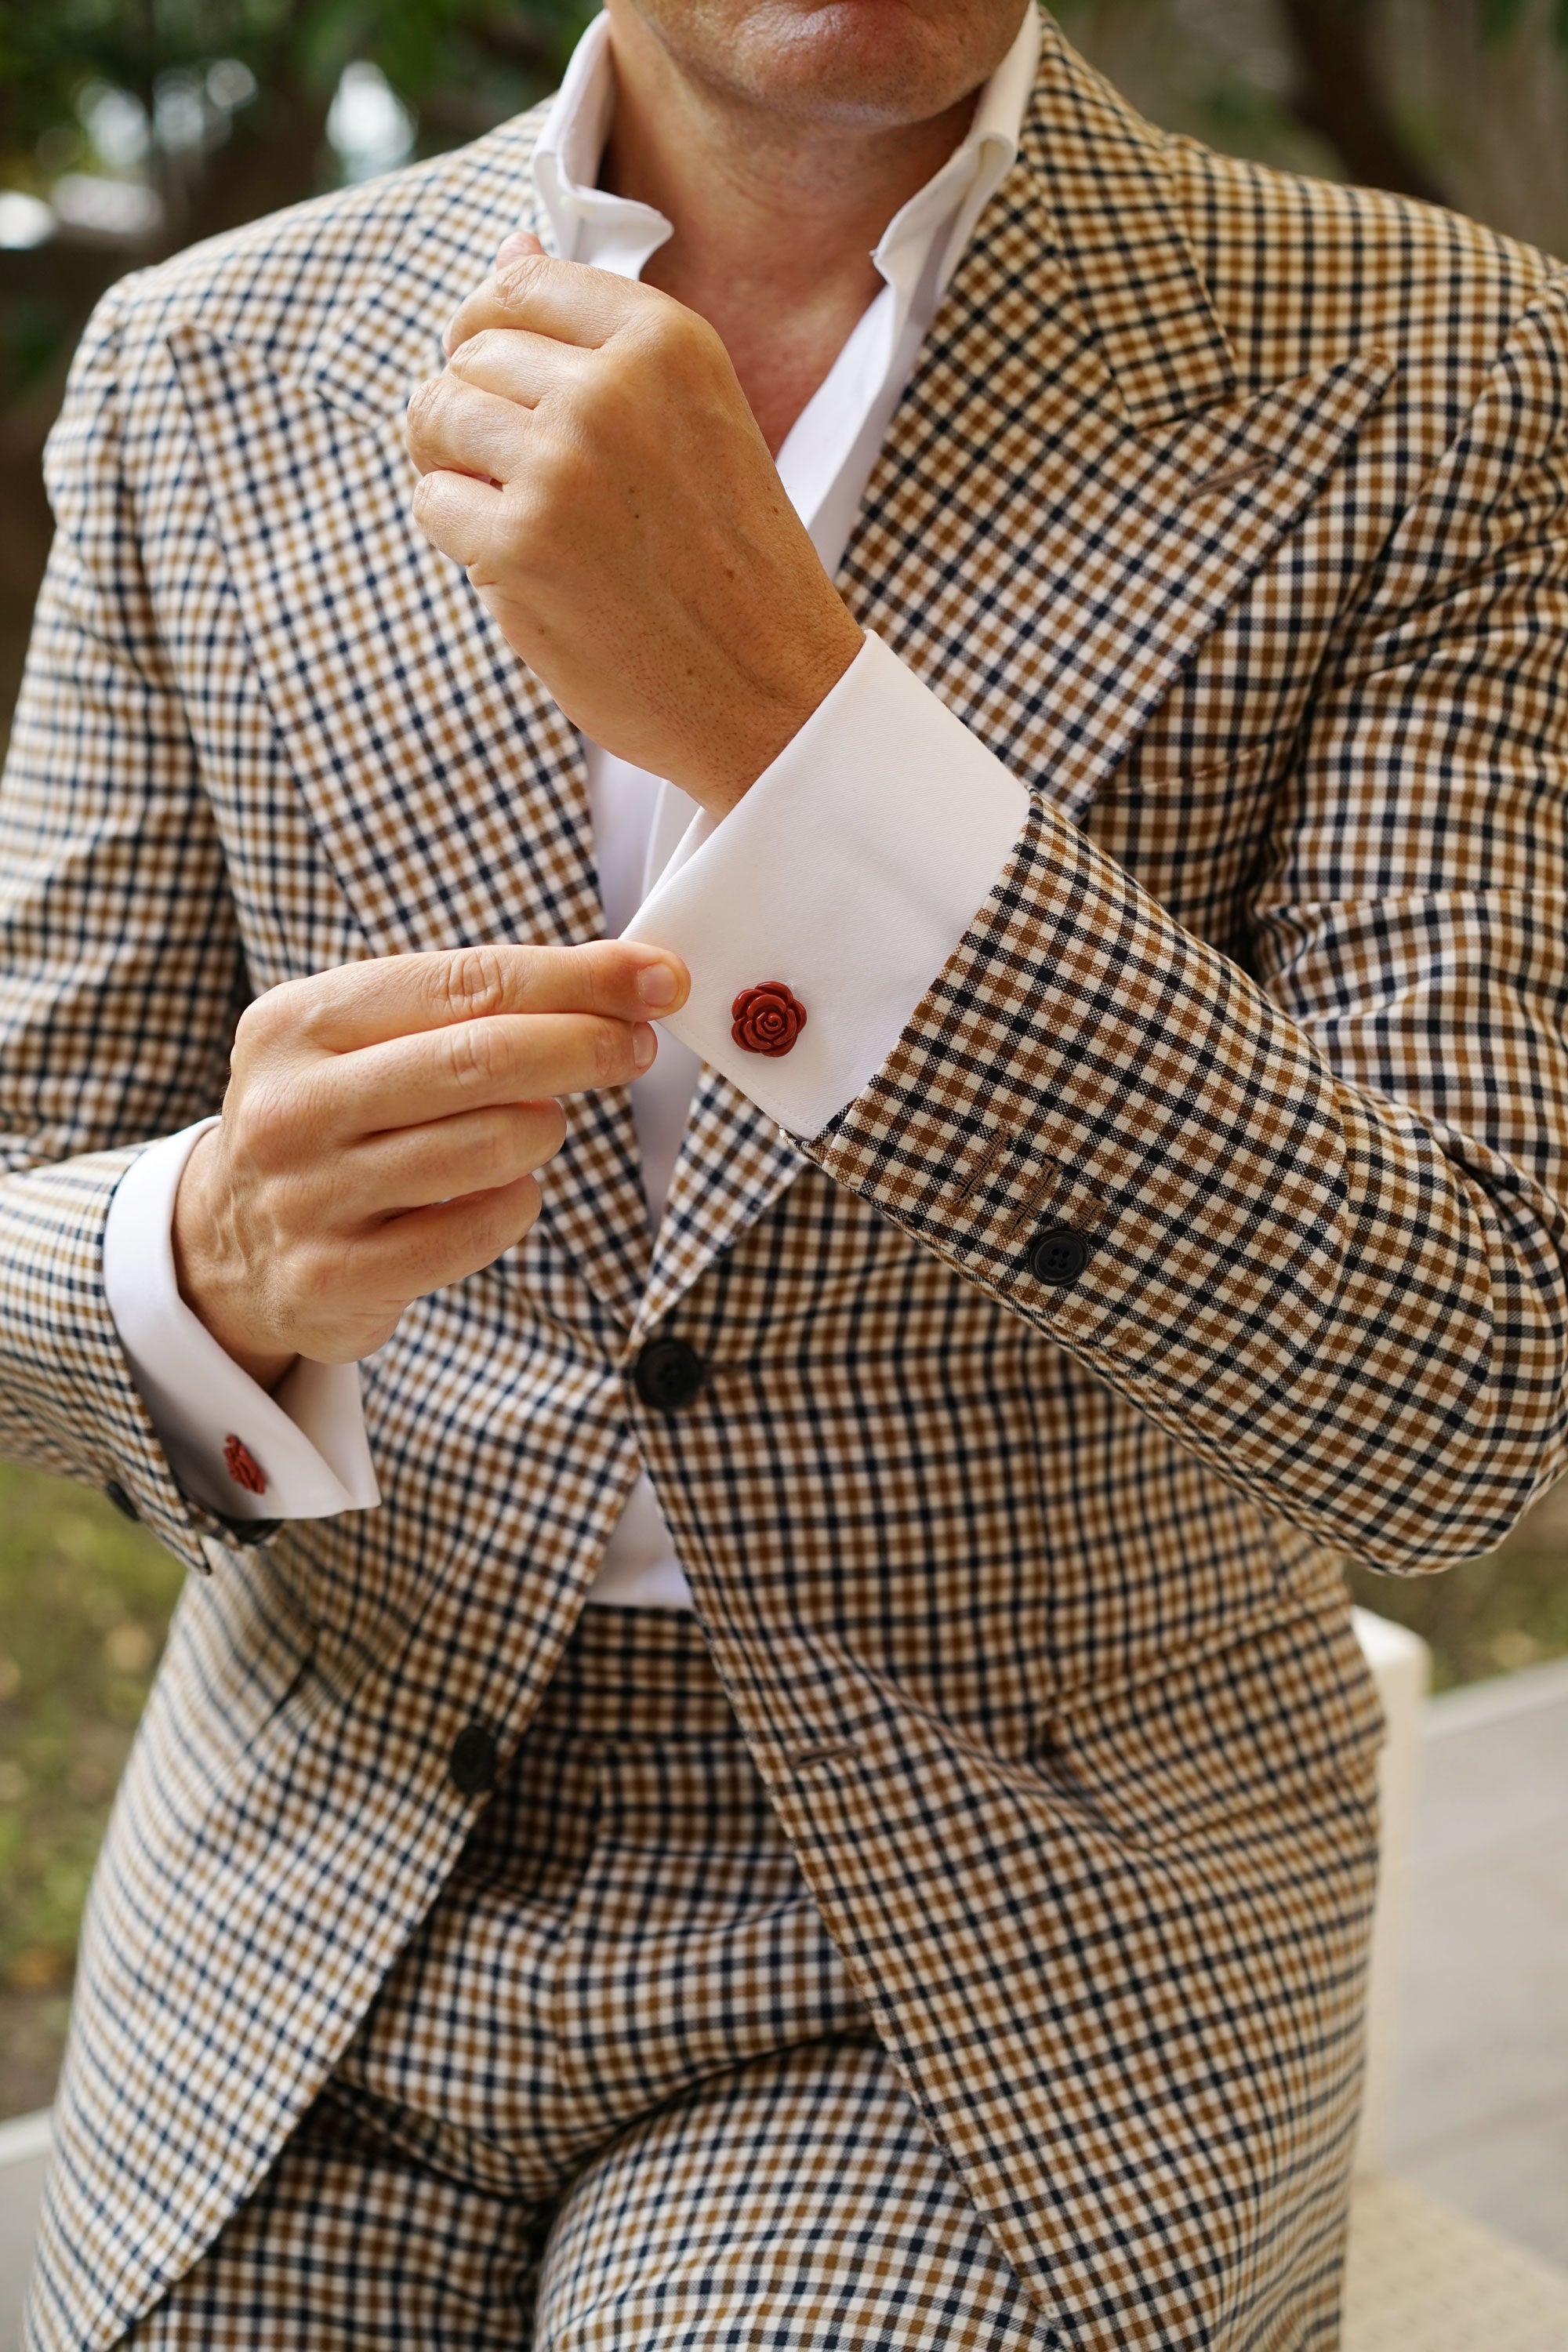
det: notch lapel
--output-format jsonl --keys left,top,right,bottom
{"left": 169, "top": 116, "right": 656, "bottom": 1324}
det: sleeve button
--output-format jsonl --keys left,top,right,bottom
{"left": 1026, "top": 1227, "right": 1091, "bottom": 1286}
{"left": 448, "top": 1722, "right": 499, "bottom": 1796}
{"left": 103, "top": 1481, "right": 140, "bottom": 1523}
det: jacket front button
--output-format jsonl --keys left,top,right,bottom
{"left": 633, "top": 1338, "right": 706, "bottom": 1414}
{"left": 1026, "top": 1227, "right": 1091, "bottom": 1286}
{"left": 448, "top": 1722, "right": 498, "bottom": 1796}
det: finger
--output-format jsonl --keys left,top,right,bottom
{"left": 328, "top": 1011, "right": 657, "bottom": 1135}
{"left": 262, "top": 942, "right": 688, "bottom": 1060}
{"left": 496, "top": 229, "right": 545, "bottom": 267}
{"left": 245, "top": 946, "right": 689, "bottom": 1076}
{"left": 347, "top": 1099, "right": 568, "bottom": 1217}
{"left": 406, "top": 372, "right": 535, "bottom": 486}
{"left": 442, "top": 327, "right": 586, "bottom": 412}
{"left": 362, "top": 1174, "right": 546, "bottom": 1301}
{"left": 411, "top": 465, "right": 506, "bottom": 568}
{"left": 442, "top": 252, "right": 642, "bottom": 360}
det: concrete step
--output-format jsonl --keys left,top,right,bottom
{"left": 1345, "top": 2175, "right": 1568, "bottom": 2351}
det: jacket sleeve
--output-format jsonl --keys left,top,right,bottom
{"left": 0, "top": 283, "right": 252, "bottom": 1573}
{"left": 793, "top": 284, "right": 1568, "bottom": 1576}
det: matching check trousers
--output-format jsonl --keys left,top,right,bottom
{"left": 118, "top": 1610, "right": 1052, "bottom": 2347}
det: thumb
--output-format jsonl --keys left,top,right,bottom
{"left": 495, "top": 229, "right": 546, "bottom": 268}
{"left": 441, "top": 229, "right": 546, "bottom": 353}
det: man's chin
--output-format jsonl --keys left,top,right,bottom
{"left": 623, "top": 0, "right": 1024, "bottom": 134}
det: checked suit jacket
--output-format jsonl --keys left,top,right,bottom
{"left": 7, "top": 14, "right": 1568, "bottom": 2350}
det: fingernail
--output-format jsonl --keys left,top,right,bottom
{"left": 633, "top": 1022, "right": 657, "bottom": 1070}
{"left": 637, "top": 963, "right": 678, "bottom": 1008}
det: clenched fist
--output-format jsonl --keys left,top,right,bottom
{"left": 405, "top": 233, "right": 865, "bottom": 818}
{"left": 173, "top": 941, "right": 689, "bottom": 1388}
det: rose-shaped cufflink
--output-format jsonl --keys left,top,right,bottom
{"left": 731, "top": 981, "right": 808, "bottom": 1058}
{"left": 223, "top": 1434, "right": 268, "bottom": 1495}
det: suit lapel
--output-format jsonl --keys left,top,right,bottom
{"left": 644, "top": 19, "right": 1392, "bottom": 1317}
{"left": 170, "top": 115, "right": 656, "bottom": 1324}
{"left": 175, "top": 31, "right": 1392, "bottom": 1334}
{"left": 840, "top": 18, "right": 1394, "bottom": 833}
{"left": 635, "top": 1068, "right": 806, "bottom": 1340}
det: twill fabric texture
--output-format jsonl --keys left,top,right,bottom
{"left": 115, "top": 1609, "right": 1053, "bottom": 2350}
{"left": 5, "top": 13, "right": 1568, "bottom": 2350}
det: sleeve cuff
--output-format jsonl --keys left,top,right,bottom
{"left": 621, "top": 631, "right": 1029, "bottom": 1138}
{"left": 102, "top": 1120, "right": 381, "bottom": 1521}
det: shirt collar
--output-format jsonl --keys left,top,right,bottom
{"left": 874, "top": 5, "right": 1040, "bottom": 304}
{"left": 532, "top": 14, "right": 670, "bottom": 274}
{"left": 530, "top": 5, "right": 1040, "bottom": 287}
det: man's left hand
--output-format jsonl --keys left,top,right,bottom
{"left": 407, "top": 234, "right": 866, "bottom": 818}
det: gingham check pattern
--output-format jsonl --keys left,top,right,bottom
{"left": 331, "top": 1608, "right": 875, "bottom": 2185}
{"left": 120, "top": 1611, "right": 1052, "bottom": 2349}
{"left": 122, "top": 2053, "right": 1055, "bottom": 2350}
{"left": 4, "top": 9, "right": 1566, "bottom": 2347}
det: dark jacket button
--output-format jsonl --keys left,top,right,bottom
{"left": 103, "top": 1482, "right": 140, "bottom": 1523}
{"left": 448, "top": 1722, "right": 498, "bottom": 1796}
{"left": 633, "top": 1338, "right": 706, "bottom": 1413}
{"left": 1027, "top": 1227, "right": 1091, "bottom": 1286}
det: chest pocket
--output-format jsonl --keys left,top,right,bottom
{"left": 1085, "top": 738, "right": 1287, "bottom": 956}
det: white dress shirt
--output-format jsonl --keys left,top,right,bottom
{"left": 103, "top": 5, "right": 1040, "bottom": 1607}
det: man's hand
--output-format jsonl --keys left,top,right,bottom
{"left": 405, "top": 234, "right": 866, "bottom": 818}
{"left": 172, "top": 941, "right": 689, "bottom": 1388}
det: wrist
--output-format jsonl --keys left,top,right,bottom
{"left": 688, "top": 609, "right": 866, "bottom": 818}
{"left": 172, "top": 1128, "right": 297, "bottom": 1392}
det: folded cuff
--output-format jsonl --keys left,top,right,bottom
{"left": 103, "top": 1120, "right": 380, "bottom": 1521}
{"left": 622, "top": 632, "right": 1029, "bottom": 1138}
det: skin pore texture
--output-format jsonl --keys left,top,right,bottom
{"left": 601, "top": 0, "right": 1027, "bottom": 453}
{"left": 175, "top": 0, "right": 1026, "bottom": 1391}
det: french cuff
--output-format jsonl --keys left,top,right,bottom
{"left": 622, "top": 631, "right": 1028, "bottom": 1138}
{"left": 103, "top": 1119, "right": 381, "bottom": 1522}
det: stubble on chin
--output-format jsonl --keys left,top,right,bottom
{"left": 604, "top": 0, "right": 1029, "bottom": 134}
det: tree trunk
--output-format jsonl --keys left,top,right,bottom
{"left": 0, "top": 84, "right": 330, "bottom": 725}
{"left": 162, "top": 83, "right": 331, "bottom": 250}
{"left": 1277, "top": 0, "right": 1449, "bottom": 202}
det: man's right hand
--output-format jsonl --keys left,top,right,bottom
{"left": 172, "top": 941, "right": 689, "bottom": 1388}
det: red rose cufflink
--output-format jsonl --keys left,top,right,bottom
{"left": 731, "top": 982, "right": 808, "bottom": 1057}
{"left": 223, "top": 1434, "right": 268, "bottom": 1495}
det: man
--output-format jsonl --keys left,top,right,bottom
{"left": 5, "top": 0, "right": 1567, "bottom": 2342}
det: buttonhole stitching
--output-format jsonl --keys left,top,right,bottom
{"left": 1186, "top": 456, "right": 1274, "bottom": 499}
{"left": 791, "top": 1741, "right": 858, "bottom": 1770}
{"left": 1005, "top": 1152, "right": 1115, "bottom": 1240}
{"left": 953, "top": 1127, "right": 1011, "bottom": 1205}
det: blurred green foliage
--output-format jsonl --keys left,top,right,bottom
{"left": 1348, "top": 1523, "right": 1568, "bottom": 1690}
{"left": 0, "top": 0, "right": 590, "bottom": 169}
{"left": 0, "top": 1464, "right": 183, "bottom": 2114}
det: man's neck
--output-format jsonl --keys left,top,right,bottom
{"left": 599, "top": 3, "right": 983, "bottom": 453}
